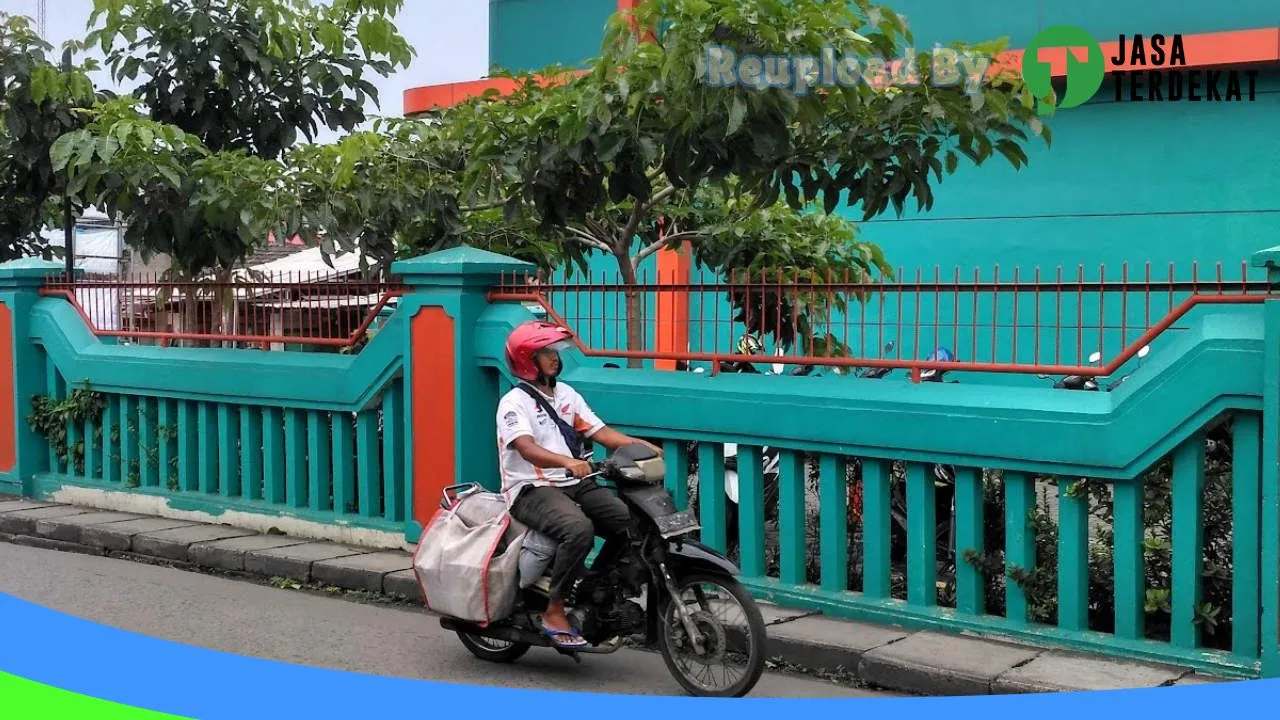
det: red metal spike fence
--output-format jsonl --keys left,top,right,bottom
{"left": 490, "top": 260, "right": 1279, "bottom": 379}
{"left": 39, "top": 271, "right": 407, "bottom": 349}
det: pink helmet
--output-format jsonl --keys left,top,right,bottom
{"left": 505, "top": 321, "right": 574, "bottom": 382}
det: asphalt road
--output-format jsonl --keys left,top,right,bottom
{"left": 0, "top": 543, "right": 897, "bottom": 699}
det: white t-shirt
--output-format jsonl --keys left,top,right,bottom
{"left": 496, "top": 381, "right": 606, "bottom": 501}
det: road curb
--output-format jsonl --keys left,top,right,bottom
{"left": 0, "top": 496, "right": 1231, "bottom": 695}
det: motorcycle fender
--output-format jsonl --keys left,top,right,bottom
{"left": 665, "top": 538, "right": 741, "bottom": 578}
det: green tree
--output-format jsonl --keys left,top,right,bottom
{"left": 297, "top": 0, "right": 1053, "bottom": 365}
{"left": 0, "top": 13, "right": 99, "bottom": 262}
{"left": 55, "top": 0, "right": 415, "bottom": 281}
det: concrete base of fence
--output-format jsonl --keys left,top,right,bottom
{"left": 0, "top": 495, "right": 1231, "bottom": 696}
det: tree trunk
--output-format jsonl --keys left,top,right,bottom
{"left": 615, "top": 250, "right": 644, "bottom": 369}
{"left": 213, "top": 267, "right": 236, "bottom": 350}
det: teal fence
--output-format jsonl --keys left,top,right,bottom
{"left": 4, "top": 246, "right": 1280, "bottom": 679}
{"left": 0, "top": 263, "right": 414, "bottom": 540}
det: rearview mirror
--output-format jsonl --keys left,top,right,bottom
{"left": 1088, "top": 351, "right": 1103, "bottom": 364}
{"left": 1137, "top": 345, "right": 1150, "bottom": 359}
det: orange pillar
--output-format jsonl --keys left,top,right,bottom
{"left": 409, "top": 306, "right": 456, "bottom": 528}
{"left": 654, "top": 241, "right": 691, "bottom": 371}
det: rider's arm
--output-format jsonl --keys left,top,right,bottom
{"left": 591, "top": 426, "right": 663, "bottom": 455}
{"left": 508, "top": 435, "right": 581, "bottom": 470}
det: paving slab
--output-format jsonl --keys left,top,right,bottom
{"left": 0, "top": 505, "right": 95, "bottom": 535}
{"left": 33, "top": 511, "right": 150, "bottom": 543}
{"left": 993, "top": 650, "right": 1188, "bottom": 693}
{"left": 383, "top": 569, "right": 421, "bottom": 600}
{"left": 768, "top": 614, "right": 911, "bottom": 671}
{"left": 312, "top": 551, "right": 414, "bottom": 593}
{"left": 0, "top": 500, "right": 58, "bottom": 514}
{"left": 132, "top": 525, "right": 260, "bottom": 561}
{"left": 80, "top": 518, "right": 202, "bottom": 551}
{"left": 243, "top": 542, "right": 370, "bottom": 582}
{"left": 860, "top": 630, "right": 1044, "bottom": 696}
{"left": 188, "top": 535, "right": 314, "bottom": 572}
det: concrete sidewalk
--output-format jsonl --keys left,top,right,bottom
{"left": 0, "top": 496, "right": 1227, "bottom": 696}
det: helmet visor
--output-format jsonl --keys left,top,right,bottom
{"left": 538, "top": 339, "right": 576, "bottom": 354}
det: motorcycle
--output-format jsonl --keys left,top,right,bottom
{"left": 1039, "top": 345, "right": 1150, "bottom": 392}
{"left": 440, "top": 442, "right": 769, "bottom": 698}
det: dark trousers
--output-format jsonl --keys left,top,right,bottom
{"left": 509, "top": 478, "right": 632, "bottom": 602}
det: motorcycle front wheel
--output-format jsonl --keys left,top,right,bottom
{"left": 657, "top": 573, "right": 767, "bottom": 698}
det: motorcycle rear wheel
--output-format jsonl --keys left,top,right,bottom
{"left": 456, "top": 632, "right": 531, "bottom": 663}
{"left": 658, "top": 573, "right": 767, "bottom": 698}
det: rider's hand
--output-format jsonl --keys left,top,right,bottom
{"left": 563, "top": 458, "right": 593, "bottom": 478}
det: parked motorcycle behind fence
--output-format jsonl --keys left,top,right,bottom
{"left": 685, "top": 338, "right": 960, "bottom": 571}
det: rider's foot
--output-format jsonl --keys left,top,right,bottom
{"left": 541, "top": 609, "right": 573, "bottom": 634}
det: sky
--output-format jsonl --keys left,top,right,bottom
{"left": 0, "top": 0, "right": 489, "bottom": 143}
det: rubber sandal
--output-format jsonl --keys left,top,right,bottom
{"left": 541, "top": 624, "right": 588, "bottom": 649}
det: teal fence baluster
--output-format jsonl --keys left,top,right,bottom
{"left": 778, "top": 450, "right": 806, "bottom": 587}
{"left": 954, "top": 466, "right": 984, "bottom": 615}
{"left": 197, "top": 402, "right": 218, "bottom": 494}
{"left": 120, "top": 395, "right": 136, "bottom": 487}
{"left": 906, "top": 462, "right": 936, "bottom": 607}
{"left": 332, "top": 411, "right": 355, "bottom": 516}
{"left": 737, "top": 445, "right": 765, "bottom": 579}
{"left": 218, "top": 404, "right": 240, "bottom": 498}
{"left": 45, "top": 356, "right": 62, "bottom": 474}
{"left": 177, "top": 402, "right": 197, "bottom": 491}
{"left": 156, "top": 398, "right": 175, "bottom": 489}
{"left": 818, "top": 454, "right": 848, "bottom": 593}
{"left": 1004, "top": 471, "right": 1035, "bottom": 624}
{"left": 1058, "top": 477, "right": 1089, "bottom": 631}
{"left": 382, "top": 384, "right": 405, "bottom": 522}
{"left": 356, "top": 411, "right": 381, "bottom": 518}
{"left": 307, "top": 411, "right": 332, "bottom": 512}
{"left": 240, "top": 407, "right": 263, "bottom": 501}
{"left": 1171, "top": 431, "right": 1207, "bottom": 649}
{"left": 284, "top": 409, "right": 307, "bottom": 508}
{"left": 262, "top": 407, "right": 285, "bottom": 504}
{"left": 662, "top": 440, "right": 688, "bottom": 510}
{"left": 138, "top": 397, "right": 157, "bottom": 488}
{"left": 862, "top": 458, "right": 891, "bottom": 599}
{"left": 102, "top": 397, "right": 118, "bottom": 485}
{"left": 1113, "top": 479, "right": 1145, "bottom": 640}
{"left": 1232, "top": 412, "right": 1262, "bottom": 659}
{"left": 696, "top": 443, "right": 726, "bottom": 552}
{"left": 82, "top": 408, "right": 98, "bottom": 481}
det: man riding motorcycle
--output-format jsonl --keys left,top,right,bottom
{"left": 497, "top": 320, "right": 661, "bottom": 650}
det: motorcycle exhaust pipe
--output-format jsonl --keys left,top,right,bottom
{"left": 440, "top": 617, "right": 552, "bottom": 647}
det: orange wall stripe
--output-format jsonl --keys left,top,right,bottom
{"left": 0, "top": 303, "right": 14, "bottom": 474}
{"left": 404, "top": 27, "right": 1279, "bottom": 114}
{"left": 404, "top": 72, "right": 588, "bottom": 115}
{"left": 411, "top": 306, "right": 456, "bottom": 527}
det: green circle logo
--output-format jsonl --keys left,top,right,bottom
{"left": 1023, "top": 25, "right": 1105, "bottom": 114}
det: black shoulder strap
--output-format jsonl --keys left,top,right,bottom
{"left": 516, "top": 383, "right": 586, "bottom": 459}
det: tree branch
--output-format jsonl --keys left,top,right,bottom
{"left": 633, "top": 228, "right": 703, "bottom": 265}
{"left": 639, "top": 185, "right": 678, "bottom": 217}
{"left": 565, "top": 226, "right": 613, "bottom": 253}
